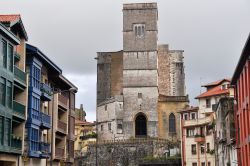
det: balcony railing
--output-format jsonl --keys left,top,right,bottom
{"left": 14, "top": 66, "right": 26, "bottom": 84}
{"left": 183, "top": 115, "right": 212, "bottom": 127}
{"left": 40, "top": 142, "right": 50, "bottom": 155}
{"left": 40, "top": 83, "right": 52, "bottom": 101}
{"left": 13, "top": 101, "right": 25, "bottom": 120}
{"left": 55, "top": 147, "right": 65, "bottom": 159}
{"left": 11, "top": 135, "right": 22, "bottom": 151}
{"left": 40, "top": 112, "right": 51, "bottom": 129}
{"left": 58, "top": 94, "right": 68, "bottom": 108}
{"left": 57, "top": 120, "right": 67, "bottom": 134}
{"left": 194, "top": 134, "right": 205, "bottom": 142}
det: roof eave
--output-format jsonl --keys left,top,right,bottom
{"left": 231, "top": 33, "right": 250, "bottom": 85}
{"left": 59, "top": 75, "right": 78, "bottom": 92}
{"left": 0, "top": 23, "right": 20, "bottom": 45}
{"left": 26, "top": 44, "right": 62, "bottom": 74}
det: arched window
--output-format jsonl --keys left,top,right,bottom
{"left": 169, "top": 113, "right": 176, "bottom": 133}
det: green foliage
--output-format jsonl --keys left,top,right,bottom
{"left": 80, "top": 132, "right": 97, "bottom": 140}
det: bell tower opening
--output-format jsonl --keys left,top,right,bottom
{"left": 135, "top": 113, "right": 147, "bottom": 137}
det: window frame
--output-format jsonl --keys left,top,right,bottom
{"left": 169, "top": 113, "right": 176, "bottom": 133}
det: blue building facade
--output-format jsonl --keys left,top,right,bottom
{"left": 26, "top": 44, "right": 61, "bottom": 159}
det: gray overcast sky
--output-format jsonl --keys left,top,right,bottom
{"left": 1, "top": 0, "right": 249, "bottom": 121}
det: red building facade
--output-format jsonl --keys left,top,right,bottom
{"left": 231, "top": 34, "right": 250, "bottom": 166}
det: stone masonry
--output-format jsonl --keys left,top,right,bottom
{"left": 96, "top": 2, "right": 188, "bottom": 141}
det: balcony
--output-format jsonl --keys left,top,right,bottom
{"left": 13, "top": 101, "right": 26, "bottom": 121}
{"left": 40, "top": 142, "right": 50, "bottom": 158}
{"left": 40, "top": 112, "right": 51, "bottom": 129}
{"left": 14, "top": 66, "right": 26, "bottom": 89}
{"left": 57, "top": 120, "right": 67, "bottom": 134}
{"left": 11, "top": 135, "right": 22, "bottom": 154}
{"left": 194, "top": 134, "right": 205, "bottom": 142}
{"left": 40, "top": 83, "right": 52, "bottom": 101}
{"left": 58, "top": 94, "right": 68, "bottom": 109}
{"left": 183, "top": 115, "right": 212, "bottom": 127}
{"left": 55, "top": 147, "right": 65, "bottom": 160}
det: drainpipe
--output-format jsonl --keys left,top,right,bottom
{"left": 50, "top": 93, "right": 54, "bottom": 166}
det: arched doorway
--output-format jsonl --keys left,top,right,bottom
{"left": 135, "top": 113, "right": 147, "bottom": 137}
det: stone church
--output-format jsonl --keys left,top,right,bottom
{"left": 96, "top": 3, "right": 189, "bottom": 142}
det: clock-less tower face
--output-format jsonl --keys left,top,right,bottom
{"left": 122, "top": 3, "right": 159, "bottom": 138}
{"left": 123, "top": 3, "right": 158, "bottom": 52}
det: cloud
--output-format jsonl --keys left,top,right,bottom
{"left": 0, "top": 0, "right": 249, "bottom": 120}
{"left": 64, "top": 73, "right": 97, "bottom": 122}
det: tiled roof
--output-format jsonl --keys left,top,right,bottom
{"left": 179, "top": 106, "right": 199, "bottom": 113}
{"left": 75, "top": 119, "right": 94, "bottom": 125}
{"left": 202, "top": 78, "right": 231, "bottom": 87}
{"left": 0, "top": 14, "right": 28, "bottom": 41}
{"left": 0, "top": 14, "right": 21, "bottom": 22}
{"left": 195, "top": 84, "right": 229, "bottom": 99}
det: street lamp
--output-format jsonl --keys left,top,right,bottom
{"left": 50, "top": 87, "right": 77, "bottom": 166}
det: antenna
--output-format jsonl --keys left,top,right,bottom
{"left": 200, "top": 77, "right": 202, "bottom": 94}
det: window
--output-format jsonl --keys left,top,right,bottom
{"left": 32, "top": 66, "right": 41, "bottom": 89}
{"left": 201, "top": 144, "right": 205, "bottom": 154}
{"left": 2, "top": 39, "right": 7, "bottom": 68}
{"left": 7, "top": 44, "right": 13, "bottom": 72}
{"left": 101, "top": 125, "right": 103, "bottom": 131}
{"left": 208, "top": 162, "right": 211, "bottom": 166}
{"left": 0, "top": 116, "right": 3, "bottom": 145}
{"left": 207, "top": 143, "right": 210, "bottom": 152}
{"left": 105, "top": 105, "right": 107, "bottom": 111}
{"left": 108, "top": 123, "right": 111, "bottom": 131}
{"left": 206, "top": 98, "right": 211, "bottom": 108}
{"left": 134, "top": 24, "right": 145, "bottom": 38}
{"left": 191, "top": 144, "right": 196, "bottom": 154}
{"left": 31, "top": 96, "right": 40, "bottom": 120}
{"left": 4, "top": 118, "right": 11, "bottom": 146}
{"left": 117, "top": 120, "right": 123, "bottom": 134}
{"left": 184, "top": 114, "right": 188, "bottom": 120}
{"left": 201, "top": 162, "right": 205, "bottom": 166}
{"left": 117, "top": 124, "right": 123, "bottom": 134}
{"left": 138, "top": 93, "right": 142, "bottom": 99}
{"left": 191, "top": 113, "right": 196, "bottom": 119}
{"left": 192, "top": 163, "right": 197, "bottom": 166}
{"left": 6, "top": 81, "right": 12, "bottom": 108}
{"left": 30, "top": 128, "right": 39, "bottom": 151}
{"left": 0, "top": 77, "right": 5, "bottom": 106}
{"left": 187, "top": 128, "right": 195, "bottom": 137}
{"left": 221, "top": 84, "right": 229, "bottom": 90}
{"left": 169, "top": 113, "right": 176, "bottom": 133}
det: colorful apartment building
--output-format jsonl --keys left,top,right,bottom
{"left": 25, "top": 44, "right": 77, "bottom": 166}
{"left": 74, "top": 119, "right": 96, "bottom": 166}
{"left": 231, "top": 33, "right": 250, "bottom": 166}
{"left": 181, "top": 79, "right": 231, "bottom": 166}
{"left": 0, "top": 15, "right": 28, "bottom": 166}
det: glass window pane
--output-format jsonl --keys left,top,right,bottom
{"left": 6, "top": 81, "right": 12, "bottom": 108}
{"left": 2, "top": 40, "right": 7, "bottom": 68}
{"left": 4, "top": 118, "right": 10, "bottom": 146}
{"left": 0, "top": 77, "right": 5, "bottom": 105}
{"left": 7, "top": 44, "right": 13, "bottom": 72}
{"left": 0, "top": 116, "right": 3, "bottom": 145}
